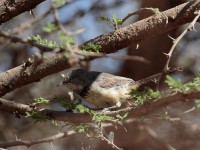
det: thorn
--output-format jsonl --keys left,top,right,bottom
{"left": 136, "top": 43, "right": 140, "bottom": 49}
{"left": 152, "top": 78, "right": 158, "bottom": 84}
{"left": 189, "top": 24, "right": 196, "bottom": 32}
{"left": 163, "top": 52, "right": 170, "bottom": 56}
{"left": 29, "top": 9, "right": 35, "bottom": 19}
{"left": 168, "top": 35, "right": 175, "bottom": 41}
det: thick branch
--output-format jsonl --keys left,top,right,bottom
{"left": 0, "top": 54, "right": 81, "bottom": 96}
{"left": 1, "top": 91, "right": 200, "bottom": 123}
{"left": 0, "top": 1, "right": 199, "bottom": 96}
{"left": 80, "top": 0, "right": 200, "bottom": 53}
{"left": 0, "top": 0, "right": 46, "bottom": 24}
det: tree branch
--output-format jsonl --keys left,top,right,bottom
{"left": 1, "top": 91, "right": 200, "bottom": 123}
{"left": 0, "top": 54, "right": 80, "bottom": 97}
{"left": 0, "top": 130, "right": 77, "bottom": 148}
{"left": 0, "top": 0, "right": 199, "bottom": 96}
{"left": 0, "top": 0, "right": 46, "bottom": 24}
{"left": 80, "top": 0, "right": 200, "bottom": 53}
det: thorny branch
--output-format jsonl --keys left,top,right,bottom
{"left": 163, "top": 10, "right": 200, "bottom": 72}
{"left": 0, "top": 0, "right": 199, "bottom": 97}
{"left": 0, "top": 0, "right": 46, "bottom": 24}
{"left": 11, "top": 0, "right": 79, "bottom": 35}
{"left": 1, "top": 90, "right": 200, "bottom": 148}
{"left": 1, "top": 91, "right": 200, "bottom": 123}
{"left": 0, "top": 130, "right": 78, "bottom": 148}
{"left": 157, "top": 10, "right": 200, "bottom": 88}
{"left": 0, "top": 31, "right": 54, "bottom": 52}
{"left": 51, "top": 0, "right": 71, "bottom": 36}
{"left": 80, "top": 0, "right": 200, "bottom": 53}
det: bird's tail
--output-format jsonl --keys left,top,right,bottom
{"left": 131, "top": 73, "right": 162, "bottom": 88}
{"left": 129, "top": 67, "right": 181, "bottom": 89}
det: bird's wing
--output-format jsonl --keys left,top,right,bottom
{"left": 98, "top": 73, "right": 133, "bottom": 89}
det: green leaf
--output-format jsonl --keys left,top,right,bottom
{"left": 75, "top": 104, "right": 90, "bottom": 113}
{"left": 42, "top": 23, "right": 58, "bottom": 33}
{"left": 130, "top": 87, "right": 161, "bottom": 106}
{"left": 99, "top": 14, "right": 122, "bottom": 29}
{"left": 99, "top": 14, "right": 114, "bottom": 28}
{"left": 54, "top": 96, "right": 77, "bottom": 111}
{"left": 75, "top": 124, "right": 92, "bottom": 133}
{"left": 59, "top": 33, "right": 75, "bottom": 48}
{"left": 165, "top": 74, "right": 200, "bottom": 92}
{"left": 34, "top": 97, "right": 49, "bottom": 104}
{"left": 53, "top": 0, "right": 67, "bottom": 7}
{"left": 25, "top": 112, "right": 48, "bottom": 123}
{"left": 165, "top": 75, "right": 184, "bottom": 92}
{"left": 112, "top": 15, "right": 122, "bottom": 25}
{"left": 83, "top": 42, "right": 101, "bottom": 53}
{"left": 92, "top": 114, "right": 113, "bottom": 126}
{"left": 28, "top": 34, "right": 58, "bottom": 48}
{"left": 116, "top": 112, "right": 128, "bottom": 121}
{"left": 99, "top": 14, "right": 111, "bottom": 23}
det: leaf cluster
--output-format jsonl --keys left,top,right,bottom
{"left": 52, "top": 0, "right": 68, "bottom": 7}
{"left": 130, "top": 87, "right": 161, "bottom": 106}
{"left": 83, "top": 42, "right": 101, "bottom": 53}
{"left": 25, "top": 111, "right": 48, "bottom": 123}
{"left": 42, "top": 23, "right": 58, "bottom": 33}
{"left": 34, "top": 97, "right": 49, "bottom": 104}
{"left": 165, "top": 73, "right": 200, "bottom": 93}
{"left": 59, "top": 33, "right": 75, "bottom": 49}
{"left": 28, "top": 34, "right": 58, "bottom": 48}
{"left": 99, "top": 14, "right": 122, "bottom": 29}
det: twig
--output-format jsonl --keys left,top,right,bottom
{"left": 51, "top": 0, "right": 70, "bottom": 36}
{"left": 0, "top": 31, "right": 54, "bottom": 52}
{"left": 12, "top": 7, "right": 52, "bottom": 35}
{"left": 158, "top": 10, "right": 200, "bottom": 87}
{"left": 0, "top": 130, "right": 78, "bottom": 148}
{"left": 163, "top": 10, "right": 200, "bottom": 72}
{"left": 98, "top": 131, "right": 122, "bottom": 150}
{"left": 51, "top": 0, "right": 84, "bottom": 36}
{"left": 121, "top": 8, "right": 158, "bottom": 24}
{"left": 0, "top": 30, "right": 149, "bottom": 62}
{"left": 12, "top": 0, "right": 80, "bottom": 35}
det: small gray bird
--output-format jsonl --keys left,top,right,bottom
{"left": 61, "top": 69, "right": 163, "bottom": 109}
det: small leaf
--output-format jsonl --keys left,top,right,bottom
{"left": 42, "top": 23, "right": 58, "bottom": 33}
{"left": 59, "top": 33, "right": 75, "bottom": 48}
{"left": 112, "top": 15, "right": 122, "bottom": 25}
{"left": 53, "top": 0, "right": 67, "bottom": 7}
{"left": 34, "top": 97, "right": 49, "bottom": 104}
{"left": 83, "top": 42, "right": 101, "bottom": 53}
{"left": 99, "top": 15, "right": 110, "bottom": 23}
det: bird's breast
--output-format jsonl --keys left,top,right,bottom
{"left": 84, "top": 82, "right": 132, "bottom": 108}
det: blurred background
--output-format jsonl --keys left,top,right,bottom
{"left": 1, "top": 0, "right": 200, "bottom": 149}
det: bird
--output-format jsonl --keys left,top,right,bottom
{"left": 61, "top": 69, "right": 164, "bottom": 109}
